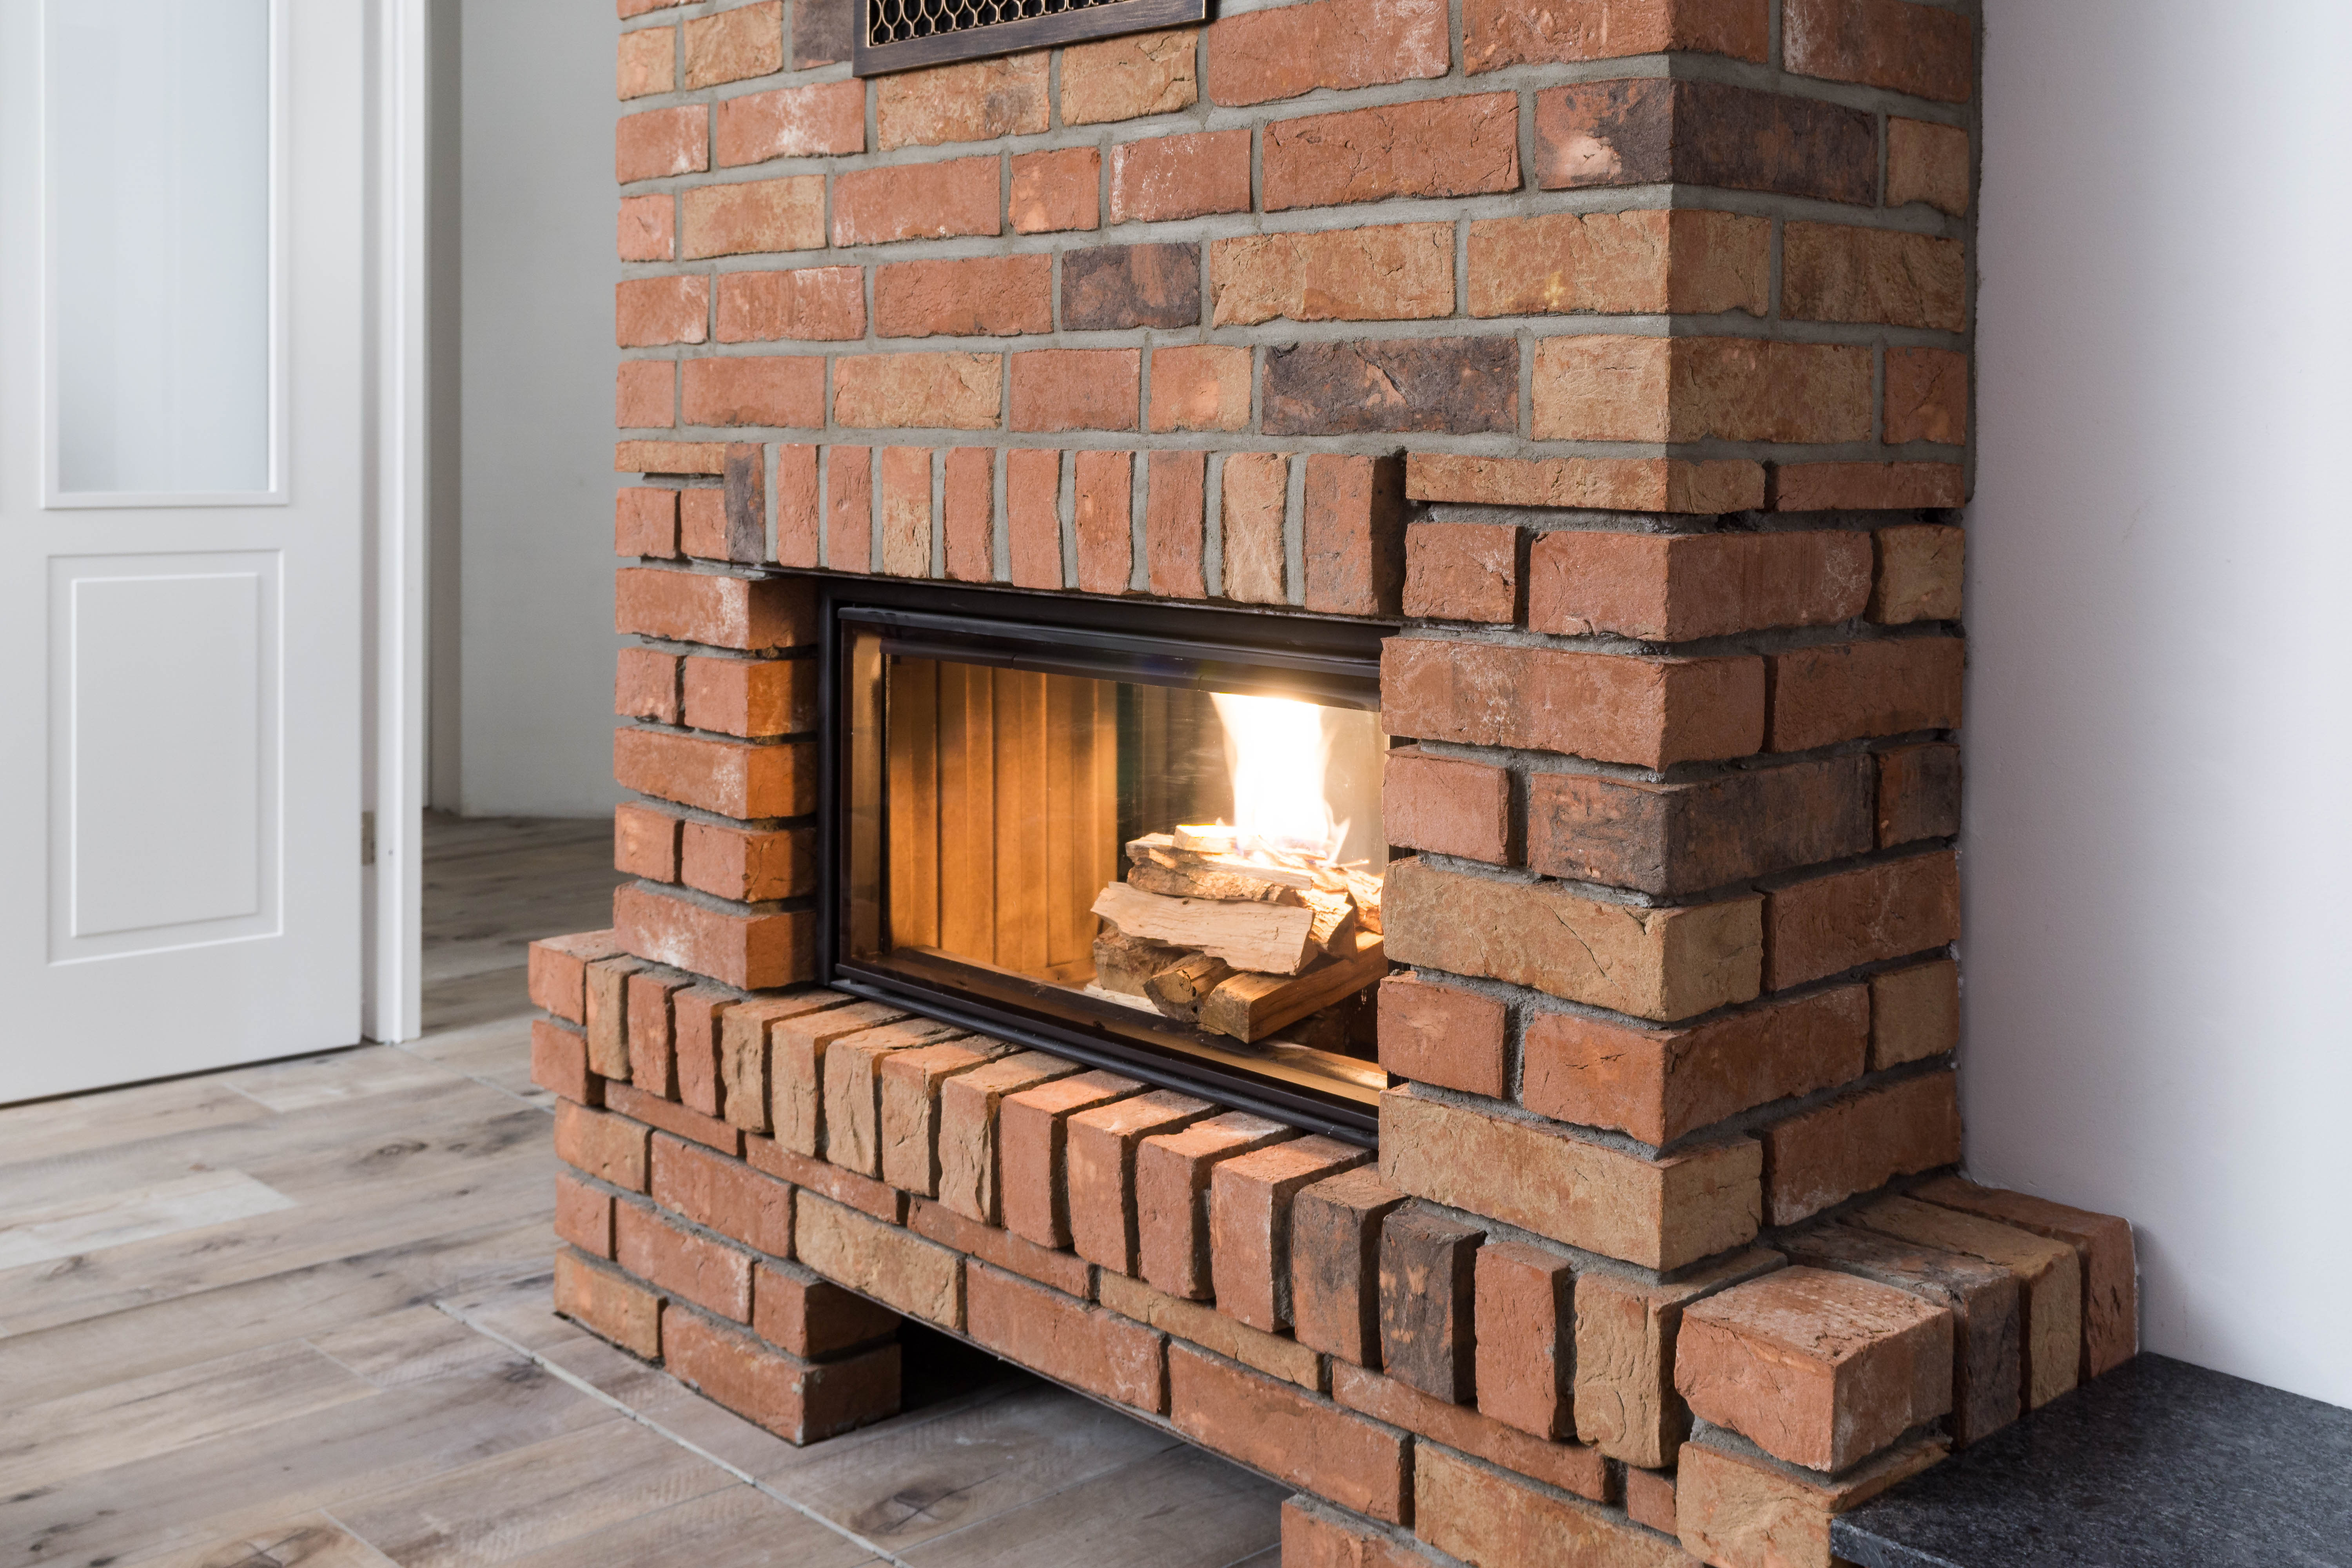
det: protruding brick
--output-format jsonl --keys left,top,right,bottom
{"left": 1852, "top": 1195, "right": 2082, "bottom": 1412}
{"left": 1109, "top": 129, "right": 1252, "bottom": 224}
{"left": 967, "top": 1263, "right": 1167, "bottom": 1412}
{"left": 665, "top": 1307, "right": 901, "bottom": 1443}
{"left": 1136, "top": 1113, "right": 1291, "bottom": 1300}
{"left": 1292, "top": 1167, "right": 1409, "bottom": 1367}
{"left": 532, "top": 1019, "right": 596, "bottom": 1105}
{"left": 1527, "top": 756, "right": 1875, "bottom": 899}
{"left": 1376, "top": 971, "right": 1508, "bottom": 1098}
{"left": 909, "top": 1196, "right": 1093, "bottom": 1299}
{"left": 1379, "top": 1205, "right": 1482, "bottom": 1403}
{"left": 531, "top": 930, "right": 625, "bottom": 1025}
{"left": 1100, "top": 1271, "right": 1321, "bottom": 1390}
{"left": 938, "top": 1051, "right": 1081, "bottom": 1223}
{"left": 1068, "top": 1090, "right": 1212, "bottom": 1276}
{"left": 1010, "top": 146, "right": 1101, "bottom": 234}
{"left": 1910, "top": 1176, "right": 2138, "bottom": 1380}
{"left": 1169, "top": 1345, "right": 1410, "bottom": 1524}
{"left": 615, "top": 881, "right": 812, "bottom": 992}
{"left": 1206, "top": 0, "right": 1448, "bottom": 107}
{"left": 1534, "top": 78, "right": 1877, "bottom": 205}
{"left": 1416, "top": 1446, "right": 1690, "bottom": 1568}
{"left": 876, "top": 53, "right": 1049, "bottom": 150}
{"left": 794, "top": 1192, "right": 964, "bottom": 1327}
{"left": 1761, "top": 1071, "right": 1962, "bottom": 1226}
{"left": 762, "top": 998, "right": 912, "bottom": 1148}
{"left": 615, "top": 565, "right": 813, "bottom": 650}
{"left": 1573, "top": 1248, "right": 1785, "bottom": 1467}
{"left": 555, "top": 1100, "right": 650, "bottom": 1192}
{"left": 1073, "top": 448, "right": 1134, "bottom": 594}
{"left": 1407, "top": 452, "right": 1767, "bottom": 515}
{"left": 626, "top": 969, "right": 681, "bottom": 1095}
{"left": 1335, "top": 1361, "right": 1610, "bottom": 1503}
{"left": 671, "top": 984, "right": 735, "bottom": 1117}
{"left": 1676, "top": 1430, "right": 1946, "bottom": 1568}
{"left": 616, "top": 1200, "right": 753, "bottom": 1320}
{"left": 1473, "top": 1243, "right": 1573, "bottom": 1441}
{"left": 820, "top": 1019, "right": 967, "bottom": 1176}
{"left": 1768, "top": 637, "right": 1964, "bottom": 751}
{"left": 1000, "top": 1071, "right": 1142, "bottom": 1250}
{"left": 714, "top": 79, "right": 866, "bottom": 165}
{"left": 718, "top": 993, "right": 854, "bottom": 1134}
{"left": 1532, "top": 336, "right": 1873, "bottom": 444}
{"left": 1207, "top": 1136, "right": 1367, "bottom": 1332}
{"left": 555, "top": 1250, "right": 661, "bottom": 1359}
{"left": 1676, "top": 1266, "right": 1953, "bottom": 1471}
{"left": 1381, "top": 639, "right": 1764, "bottom": 771}
{"left": 879, "top": 1039, "right": 1011, "bottom": 1198}
{"left": 1523, "top": 985, "right": 1869, "bottom": 1148}
{"left": 1783, "top": 0, "right": 1973, "bottom": 103}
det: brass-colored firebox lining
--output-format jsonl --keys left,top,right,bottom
{"left": 855, "top": 0, "right": 1207, "bottom": 77}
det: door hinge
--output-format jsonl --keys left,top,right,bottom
{"left": 361, "top": 810, "right": 377, "bottom": 867}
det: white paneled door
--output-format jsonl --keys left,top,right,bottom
{"left": 0, "top": 0, "right": 368, "bottom": 1100}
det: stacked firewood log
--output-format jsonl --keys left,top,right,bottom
{"left": 1087, "top": 826, "right": 1386, "bottom": 1046}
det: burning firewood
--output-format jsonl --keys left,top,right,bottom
{"left": 1090, "top": 883, "right": 1319, "bottom": 975}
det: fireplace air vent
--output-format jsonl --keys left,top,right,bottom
{"left": 855, "top": 0, "right": 1207, "bottom": 77}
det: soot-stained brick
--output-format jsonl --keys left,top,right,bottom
{"left": 1060, "top": 243, "right": 1202, "bottom": 331}
{"left": 1264, "top": 338, "right": 1519, "bottom": 436}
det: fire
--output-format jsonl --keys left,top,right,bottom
{"left": 1210, "top": 691, "right": 1346, "bottom": 862}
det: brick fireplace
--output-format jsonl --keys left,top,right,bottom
{"left": 537, "top": 1, "right": 2141, "bottom": 1563}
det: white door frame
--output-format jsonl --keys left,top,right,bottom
{"left": 365, "top": 0, "right": 428, "bottom": 1045}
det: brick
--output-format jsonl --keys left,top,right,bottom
{"left": 1010, "top": 146, "right": 1100, "bottom": 234}
{"left": 1383, "top": 749, "right": 1512, "bottom": 867}
{"left": 880, "top": 1040, "right": 1011, "bottom": 1198}
{"left": 747, "top": 1136, "right": 908, "bottom": 1224}
{"left": 1267, "top": 338, "right": 1518, "bottom": 437}
{"left": 880, "top": 445, "right": 933, "bottom": 579}
{"left": 791, "top": 0, "right": 852, "bottom": 66}
{"left": 671, "top": 985, "right": 733, "bottom": 1117}
{"left": 612, "top": 729, "right": 808, "bottom": 818}
{"left": 613, "top": 881, "right": 812, "bottom": 991}
{"left": 715, "top": 79, "right": 865, "bottom": 165}
{"left": 875, "top": 255, "right": 1053, "bottom": 339}
{"left": 1852, "top": 1195, "right": 2081, "bottom": 1411}
{"left": 1407, "top": 453, "right": 1768, "bottom": 516}
{"left": 1207, "top": 0, "right": 1449, "bottom": 107}
{"left": 1005, "top": 448, "right": 1064, "bottom": 590}
{"left": 1144, "top": 449, "right": 1207, "bottom": 598}
{"left": 877, "top": 53, "right": 1049, "bottom": 150}
{"left": 615, "top": 488, "right": 679, "bottom": 558}
{"left": 554, "top": 1250, "right": 661, "bottom": 1359}
{"left": 1073, "top": 449, "right": 1133, "bottom": 594}
{"left": 1465, "top": 0, "right": 1770, "bottom": 70}
{"left": 1382, "top": 637, "right": 1765, "bottom": 770}
{"left": 1147, "top": 351, "right": 1252, "bottom": 440}
{"left": 1626, "top": 1466, "right": 1677, "bottom": 1535}
{"left": 615, "top": 1200, "right": 752, "bottom": 1319}
{"left": 678, "top": 488, "right": 729, "bottom": 559}
{"left": 1871, "top": 524, "right": 1964, "bottom": 626}
{"left": 1888, "top": 117, "right": 1971, "bottom": 215}
{"left": 1677, "top": 1431, "right": 1945, "bottom": 1568}
{"left": 1280, "top": 1500, "right": 1425, "bottom": 1568}
{"left": 827, "top": 446, "right": 873, "bottom": 572}
{"left": 1573, "top": 1249, "right": 1784, "bottom": 1466}
{"left": 1292, "top": 1167, "right": 1408, "bottom": 1367}
{"left": 612, "top": 799, "right": 677, "bottom": 884}
{"left": 1767, "top": 848, "right": 1959, "bottom": 990}
{"left": 616, "top": 104, "right": 707, "bottom": 184}
{"left": 532, "top": 1019, "right": 597, "bottom": 1105}
{"left": 1069, "top": 1090, "right": 1212, "bottom": 1275}
{"left": 1376, "top": 972, "right": 1506, "bottom": 1098}
{"left": 617, "top": 25, "right": 674, "bottom": 99}
{"left": 627, "top": 969, "right": 681, "bottom": 1095}
{"left": 649, "top": 1132, "right": 793, "bottom": 1260}
{"left": 1109, "top": 129, "right": 1252, "bottom": 223}
{"left": 1009, "top": 349, "right": 1139, "bottom": 432}
{"left": 617, "top": 275, "right": 708, "bottom": 348}
{"left": 1404, "top": 522, "right": 1517, "bottom": 624}
{"left": 1530, "top": 531, "right": 1871, "bottom": 643}
{"left": 1768, "top": 637, "right": 1964, "bottom": 751}
{"left": 764, "top": 999, "right": 915, "bottom": 1149}
{"left": 1909, "top": 1176, "right": 2138, "bottom": 1379}
{"left": 795, "top": 1192, "right": 964, "bottom": 1327}
{"left": 584, "top": 956, "right": 641, "bottom": 1079}
{"left": 715, "top": 266, "right": 866, "bottom": 343}
{"left": 682, "top": 0, "right": 780, "bottom": 85}
{"left": 1379, "top": 1205, "right": 1481, "bottom": 1403}
{"left": 1784, "top": 223, "right": 1967, "bottom": 331}
{"left": 1363, "top": 1368, "right": 1619, "bottom": 1510}
{"left": 682, "top": 655, "right": 811, "bottom": 738}
{"left": 619, "top": 0, "right": 684, "bottom": 16}
{"left": 1775, "top": 461, "right": 1965, "bottom": 512}
{"left": 1063, "top": 243, "right": 1200, "bottom": 332}
{"left": 1525, "top": 756, "right": 1876, "bottom": 899}
{"left": 1785, "top": 0, "right": 1973, "bottom": 102}
{"left": 1762, "top": 1071, "right": 1963, "bottom": 1226}
{"left": 1524, "top": 986, "right": 1869, "bottom": 1148}
{"left": 966, "top": 1264, "right": 1166, "bottom": 1412}
{"left": 1470, "top": 208, "right": 1769, "bottom": 318}
{"left": 938, "top": 1051, "right": 1081, "bottom": 1223}
{"left": 681, "top": 820, "right": 813, "bottom": 905}
{"left": 615, "top": 566, "right": 813, "bottom": 650}
{"left": 1212, "top": 225, "right": 1451, "bottom": 328}
{"left": 1219, "top": 451, "right": 1287, "bottom": 604}
{"left": 1677, "top": 1266, "right": 1952, "bottom": 1470}
{"left": 1533, "top": 336, "right": 1871, "bottom": 444}
{"left": 1876, "top": 743, "right": 1961, "bottom": 849}
{"left": 556, "top": 1171, "right": 615, "bottom": 1261}
{"left": 1061, "top": 27, "right": 1198, "bottom": 123}
{"left": 606, "top": 1081, "right": 744, "bottom": 1158}
{"left": 681, "top": 176, "right": 826, "bottom": 259}
{"left": 1884, "top": 347, "right": 1969, "bottom": 445}
{"left": 722, "top": 443, "right": 766, "bottom": 561}
{"left": 1081, "top": 1296, "right": 1299, "bottom": 1416}
{"left": 942, "top": 447, "right": 995, "bottom": 582}
{"left": 822, "top": 1019, "right": 966, "bottom": 1175}
{"left": 1381, "top": 1086, "right": 1762, "bottom": 1270}
{"left": 1533, "top": 79, "right": 1877, "bottom": 206}
{"left": 1781, "top": 1222, "right": 2022, "bottom": 1446}
{"left": 616, "top": 359, "right": 674, "bottom": 428}
{"left": 907, "top": 1196, "right": 1093, "bottom": 1299}
{"left": 666, "top": 1308, "right": 901, "bottom": 1443}
{"left": 1474, "top": 1243, "right": 1573, "bottom": 1442}
{"left": 615, "top": 648, "right": 680, "bottom": 726}
{"left": 1169, "top": 1345, "right": 1410, "bottom": 1523}
{"left": 531, "top": 930, "right": 623, "bottom": 1025}
{"left": 1000, "top": 1070, "right": 1141, "bottom": 1249}
{"left": 556, "top": 1100, "right": 649, "bottom": 1192}
{"left": 1303, "top": 453, "right": 1405, "bottom": 616}
{"left": 1416, "top": 1446, "right": 1693, "bottom": 1568}
{"left": 1265, "top": 96, "right": 1518, "bottom": 212}
{"left": 1203, "top": 1137, "right": 1367, "bottom": 1333}
{"left": 1869, "top": 957, "right": 1958, "bottom": 1071}
{"left": 834, "top": 352, "right": 1002, "bottom": 430}
{"left": 831, "top": 157, "right": 1001, "bottom": 246}
{"left": 618, "top": 194, "right": 675, "bottom": 262}
{"left": 680, "top": 357, "right": 824, "bottom": 429}
{"left": 1136, "top": 1113, "right": 1291, "bottom": 1301}
{"left": 1384, "top": 858, "right": 1761, "bottom": 1023}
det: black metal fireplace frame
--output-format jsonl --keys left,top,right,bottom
{"left": 810, "top": 575, "right": 1393, "bottom": 1143}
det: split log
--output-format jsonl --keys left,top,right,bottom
{"left": 1299, "top": 887, "right": 1356, "bottom": 950}
{"left": 1127, "top": 859, "right": 1302, "bottom": 906}
{"left": 1345, "top": 869, "right": 1383, "bottom": 934}
{"left": 1092, "top": 929, "right": 1187, "bottom": 997}
{"left": 1173, "top": 824, "right": 1238, "bottom": 853}
{"left": 1091, "top": 883, "right": 1317, "bottom": 975}
{"left": 1145, "top": 952, "right": 1236, "bottom": 1022}
{"left": 1198, "top": 932, "right": 1389, "bottom": 1044}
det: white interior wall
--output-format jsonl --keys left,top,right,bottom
{"left": 1970, "top": 0, "right": 2352, "bottom": 1407}
{"left": 428, "top": 0, "right": 624, "bottom": 817}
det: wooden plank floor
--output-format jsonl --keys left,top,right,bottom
{"left": 0, "top": 811, "right": 1283, "bottom": 1568}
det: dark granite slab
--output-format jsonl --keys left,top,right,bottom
{"left": 1833, "top": 1353, "right": 2352, "bottom": 1568}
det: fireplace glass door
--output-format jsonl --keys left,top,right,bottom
{"left": 833, "top": 601, "right": 1390, "bottom": 1128}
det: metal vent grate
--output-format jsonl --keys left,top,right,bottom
{"left": 856, "top": 0, "right": 1205, "bottom": 76}
{"left": 871, "top": 0, "right": 1128, "bottom": 47}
